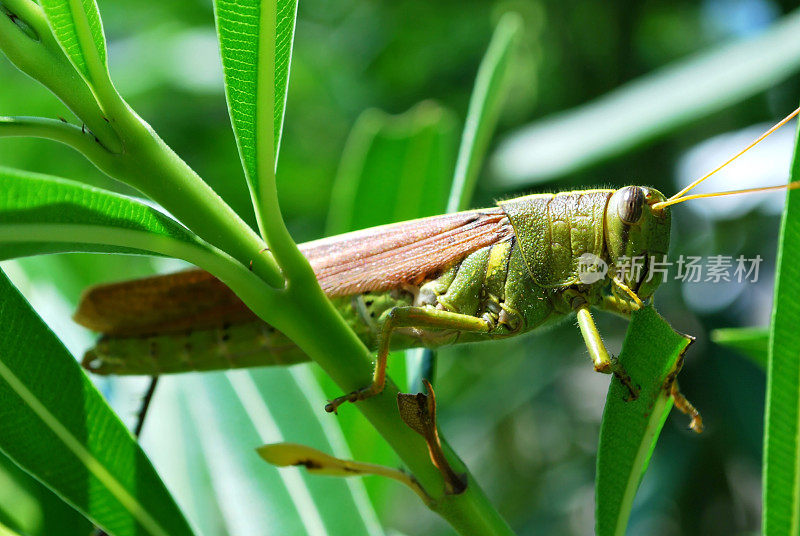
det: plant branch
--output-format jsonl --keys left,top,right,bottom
{"left": 447, "top": 12, "right": 521, "bottom": 213}
{"left": 0, "top": 116, "right": 115, "bottom": 164}
{"left": 2, "top": 0, "right": 51, "bottom": 44}
{"left": 0, "top": 0, "right": 120, "bottom": 151}
{"left": 0, "top": 112, "right": 285, "bottom": 288}
{"left": 0, "top": 111, "right": 285, "bottom": 290}
{"left": 106, "top": 114, "right": 286, "bottom": 288}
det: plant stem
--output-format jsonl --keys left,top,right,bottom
{"left": 0, "top": 116, "right": 116, "bottom": 164}
{"left": 104, "top": 112, "right": 286, "bottom": 288}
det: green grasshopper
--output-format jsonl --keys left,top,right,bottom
{"left": 74, "top": 107, "right": 800, "bottom": 429}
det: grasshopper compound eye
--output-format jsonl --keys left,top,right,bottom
{"left": 616, "top": 186, "right": 645, "bottom": 225}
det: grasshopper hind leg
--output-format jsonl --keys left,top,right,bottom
{"left": 325, "top": 306, "right": 491, "bottom": 413}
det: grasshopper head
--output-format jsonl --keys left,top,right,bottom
{"left": 604, "top": 186, "right": 671, "bottom": 300}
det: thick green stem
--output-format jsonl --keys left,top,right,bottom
{"left": 0, "top": 0, "right": 281, "bottom": 285}
{"left": 100, "top": 112, "right": 285, "bottom": 288}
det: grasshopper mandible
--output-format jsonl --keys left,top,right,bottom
{"left": 74, "top": 107, "right": 800, "bottom": 428}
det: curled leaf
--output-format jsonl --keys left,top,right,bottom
{"left": 397, "top": 379, "right": 466, "bottom": 495}
{"left": 257, "top": 443, "right": 431, "bottom": 505}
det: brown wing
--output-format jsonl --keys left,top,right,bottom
{"left": 302, "top": 208, "right": 513, "bottom": 296}
{"left": 74, "top": 208, "right": 513, "bottom": 337}
{"left": 73, "top": 269, "right": 258, "bottom": 336}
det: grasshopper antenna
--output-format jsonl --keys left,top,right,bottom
{"left": 652, "top": 106, "right": 800, "bottom": 211}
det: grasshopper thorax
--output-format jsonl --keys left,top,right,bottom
{"left": 604, "top": 186, "right": 671, "bottom": 300}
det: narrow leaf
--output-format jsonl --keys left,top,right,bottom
{"left": 214, "top": 0, "right": 298, "bottom": 225}
{"left": 39, "top": 0, "right": 107, "bottom": 82}
{"left": 258, "top": 442, "right": 431, "bottom": 505}
{"left": 762, "top": 112, "right": 800, "bottom": 535}
{"left": 447, "top": 11, "right": 521, "bottom": 212}
{"left": 258, "top": 442, "right": 373, "bottom": 476}
{"left": 711, "top": 326, "right": 768, "bottom": 369}
{"left": 596, "top": 305, "right": 693, "bottom": 536}
{"left": 0, "top": 167, "right": 217, "bottom": 262}
{"left": 0, "top": 269, "right": 195, "bottom": 536}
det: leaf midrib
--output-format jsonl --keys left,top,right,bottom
{"left": 0, "top": 358, "right": 168, "bottom": 536}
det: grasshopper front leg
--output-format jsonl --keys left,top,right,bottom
{"left": 576, "top": 305, "right": 640, "bottom": 400}
{"left": 325, "top": 306, "right": 491, "bottom": 413}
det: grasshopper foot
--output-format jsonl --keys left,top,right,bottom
{"left": 615, "top": 368, "right": 640, "bottom": 402}
{"left": 325, "top": 385, "right": 379, "bottom": 413}
{"left": 597, "top": 358, "right": 640, "bottom": 401}
{"left": 325, "top": 391, "right": 358, "bottom": 413}
{"left": 619, "top": 375, "right": 641, "bottom": 402}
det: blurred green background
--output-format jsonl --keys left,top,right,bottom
{"left": 3, "top": 0, "right": 800, "bottom": 534}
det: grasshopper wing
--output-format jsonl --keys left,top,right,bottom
{"left": 305, "top": 208, "right": 513, "bottom": 296}
{"left": 74, "top": 206, "right": 513, "bottom": 375}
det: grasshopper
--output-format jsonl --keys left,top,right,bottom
{"left": 74, "top": 107, "right": 800, "bottom": 428}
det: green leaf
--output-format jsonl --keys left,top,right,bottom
{"left": 0, "top": 450, "right": 93, "bottom": 536}
{"left": 214, "top": 0, "right": 298, "bottom": 229}
{"left": 39, "top": 0, "right": 107, "bottom": 83}
{"left": 492, "top": 9, "right": 800, "bottom": 186}
{"left": 711, "top": 327, "right": 768, "bottom": 369}
{"left": 762, "top": 111, "right": 800, "bottom": 535}
{"left": 179, "top": 369, "right": 383, "bottom": 535}
{"left": 595, "top": 305, "right": 692, "bottom": 536}
{"left": 0, "top": 167, "right": 218, "bottom": 262}
{"left": 326, "top": 101, "right": 458, "bottom": 235}
{"left": 0, "top": 521, "right": 22, "bottom": 536}
{"left": 11, "top": 250, "right": 381, "bottom": 535}
{"left": 0, "top": 269, "right": 195, "bottom": 536}
{"left": 447, "top": 11, "right": 521, "bottom": 212}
